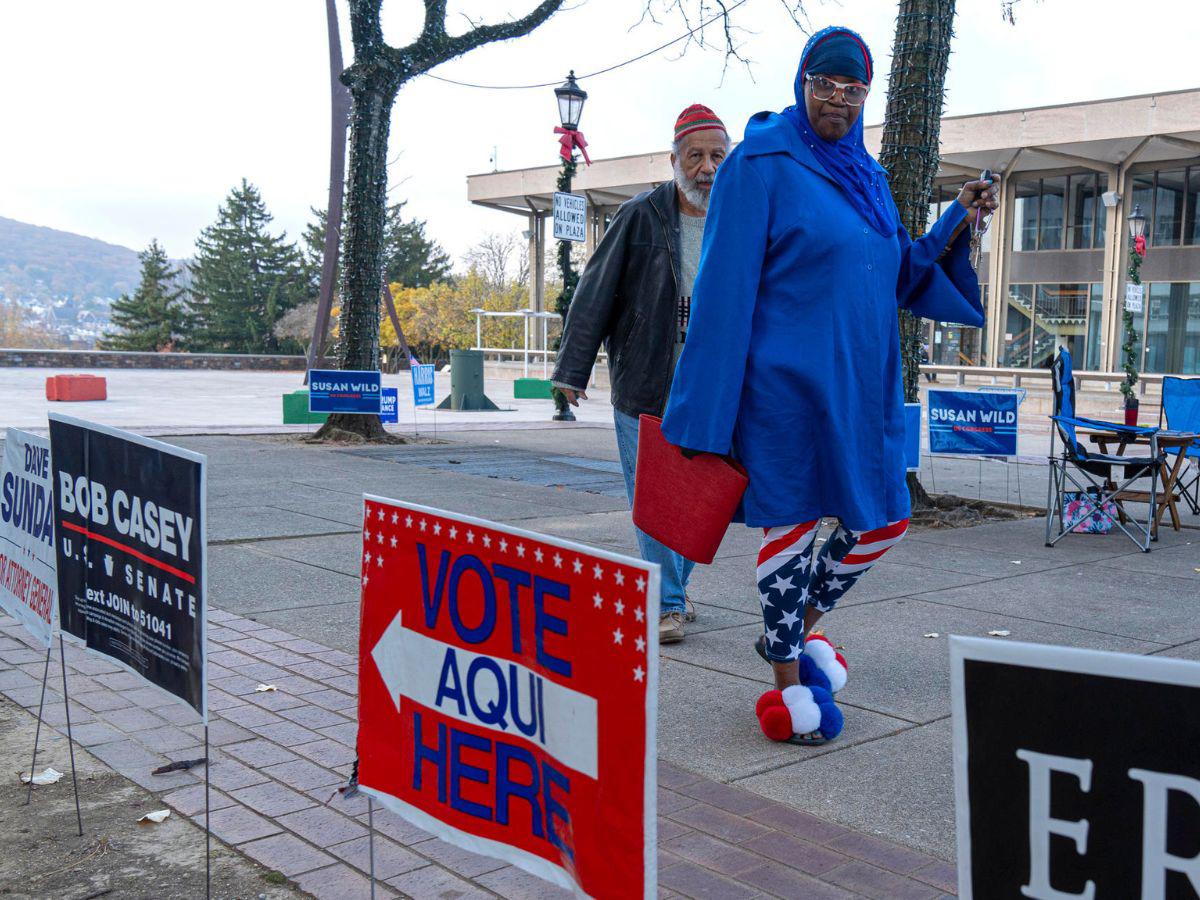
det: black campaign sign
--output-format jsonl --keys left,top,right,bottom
{"left": 951, "top": 638, "right": 1200, "bottom": 900}
{"left": 49, "top": 415, "right": 206, "bottom": 718}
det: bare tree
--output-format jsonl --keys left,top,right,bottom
{"left": 315, "top": 0, "right": 809, "bottom": 441}
{"left": 463, "top": 231, "right": 526, "bottom": 292}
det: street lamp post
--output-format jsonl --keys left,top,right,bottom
{"left": 551, "top": 72, "right": 588, "bottom": 422}
{"left": 1121, "top": 203, "right": 1148, "bottom": 425}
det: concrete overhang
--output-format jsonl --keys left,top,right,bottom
{"left": 469, "top": 88, "right": 1200, "bottom": 212}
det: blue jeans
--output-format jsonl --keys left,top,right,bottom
{"left": 613, "top": 409, "right": 694, "bottom": 614}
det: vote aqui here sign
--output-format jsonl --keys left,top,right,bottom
{"left": 356, "top": 496, "right": 659, "bottom": 896}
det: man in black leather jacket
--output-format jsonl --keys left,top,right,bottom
{"left": 552, "top": 104, "right": 729, "bottom": 644}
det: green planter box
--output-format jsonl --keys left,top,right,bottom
{"left": 282, "top": 390, "right": 329, "bottom": 424}
{"left": 514, "top": 378, "right": 554, "bottom": 400}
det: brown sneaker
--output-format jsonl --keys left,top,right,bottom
{"left": 659, "top": 611, "right": 685, "bottom": 644}
{"left": 684, "top": 595, "right": 697, "bottom": 623}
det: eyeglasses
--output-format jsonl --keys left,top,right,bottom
{"left": 805, "top": 74, "right": 869, "bottom": 107}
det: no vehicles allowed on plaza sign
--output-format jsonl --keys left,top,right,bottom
{"left": 356, "top": 495, "right": 659, "bottom": 897}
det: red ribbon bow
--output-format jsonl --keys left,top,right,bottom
{"left": 554, "top": 126, "right": 591, "bottom": 166}
{"left": 1134, "top": 235, "right": 1147, "bottom": 258}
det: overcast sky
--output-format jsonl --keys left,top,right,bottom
{"left": 2, "top": 0, "right": 1197, "bottom": 267}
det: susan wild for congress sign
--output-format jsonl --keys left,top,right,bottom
{"left": 928, "top": 390, "right": 1019, "bottom": 457}
{"left": 357, "top": 496, "right": 660, "bottom": 898}
{"left": 49, "top": 415, "right": 207, "bottom": 719}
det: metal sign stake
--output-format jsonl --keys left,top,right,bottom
{"left": 23, "top": 643, "right": 53, "bottom": 806}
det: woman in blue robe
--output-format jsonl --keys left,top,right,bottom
{"left": 661, "top": 26, "right": 997, "bottom": 744}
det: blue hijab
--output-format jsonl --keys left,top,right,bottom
{"left": 782, "top": 26, "right": 898, "bottom": 237}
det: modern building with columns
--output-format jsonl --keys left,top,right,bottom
{"left": 468, "top": 88, "right": 1200, "bottom": 375}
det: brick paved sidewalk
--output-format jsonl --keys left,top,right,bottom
{"left": 0, "top": 609, "right": 956, "bottom": 899}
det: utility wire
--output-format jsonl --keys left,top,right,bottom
{"left": 425, "top": 0, "right": 751, "bottom": 90}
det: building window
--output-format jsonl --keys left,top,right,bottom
{"left": 1004, "top": 283, "right": 1097, "bottom": 368}
{"left": 1186, "top": 168, "right": 1200, "bottom": 246}
{"left": 1069, "top": 173, "right": 1105, "bottom": 250}
{"left": 1013, "top": 182, "right": 1039, "bottom": 252}
{"left": 1131, "top": 165, "right": 1200, "bottom": 248}
{"left": 1039, "top": 176, "right": 1067, "bottom": 250}
{"left": 1013, "top": 174, "right": 1109, "bottom": 252}
{"left": 1033, "top": 284, "right": 1088, "bottom": 368}
{"left": 1154, "top": 169, "right": 1186, "bottom": 246}
{"left": 1138, "top": 282, "right": 1200, "bottom": 375}
{"left": 1002, "top": 284, "right": 1034, "bottom": 366}
{"left": 1086, "top": 284, "right": 1104, "bottom": 371}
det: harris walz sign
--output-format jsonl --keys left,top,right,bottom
{"left": 49, "top": 415, "right": 207, "bottom": 718}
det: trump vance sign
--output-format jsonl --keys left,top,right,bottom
{"left": 356, "top": 496, "right": 659, "bottom": 897}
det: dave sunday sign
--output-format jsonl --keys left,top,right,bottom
{"left": 356, "top": 496, "right": 659, "bottom": 897}
{"left": 952, "top": 637, "right": 1200, "bottom": 900}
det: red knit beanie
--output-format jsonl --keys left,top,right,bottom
{"left": 674, "top": 104, "right": 727, "bottom": 142}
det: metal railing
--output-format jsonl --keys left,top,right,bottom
{"left": 922, "top": 364, "right": 1166, "bottom": 395}
{"left": 469, "top": 308, "right": 607, "bottom": 383}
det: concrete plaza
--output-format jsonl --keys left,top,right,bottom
{"left": 1, "top": 376, "right": 1197, "bottom": 897}
{"left": 3, "top": 421, "right": 1197, "bottom": 897}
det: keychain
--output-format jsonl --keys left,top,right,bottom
{"left": 970, "top": 169, "right": 996, "bottom": 270}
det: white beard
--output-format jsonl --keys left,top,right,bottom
{"left": 673, "top": 158, "right": 713, "bottom": 212}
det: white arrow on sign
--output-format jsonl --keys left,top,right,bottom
{"left": 371, "top": 612, "right": 599, "bottom": 778}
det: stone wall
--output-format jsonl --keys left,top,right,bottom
{"left": 0, "top": 349, "right": 307, "bottom": 371}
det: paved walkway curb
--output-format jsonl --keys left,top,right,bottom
{"left": 1, "top": 609, "right": 956, "bottom": 899}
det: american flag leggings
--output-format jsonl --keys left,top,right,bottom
{"left": 756, "top": 518, "right": 909, "bottom": 662}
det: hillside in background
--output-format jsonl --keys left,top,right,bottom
{"left": 0, "top": 216, "right": 142, "bottom": 301}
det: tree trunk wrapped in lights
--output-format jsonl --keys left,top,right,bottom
{"left": 314, "top": 0, "right": 565, "bottom": 441}
{"left": 877, "top": 0, "right": 956, "bottom": 508}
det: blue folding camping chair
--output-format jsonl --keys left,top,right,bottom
{"left": 1160, "top": 376, "right": 1200, "bottom": 515}
{"left": 1046, "top": 347, "right": 1162, "bottom": 552}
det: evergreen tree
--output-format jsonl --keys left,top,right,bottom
{"left": 185, "top": 180, "right": 307, "bottom": 353}
{"left": 301, "top": 201, "right": 451, "bottom": 296}
{"left": 383, "top": 202, "right": 452, "bottom": 288}
{"left": 99, "top": 240, "right": 184, "bottom": 351}
{"left": 301, "top": 206, "right": 331, "bottom": 297}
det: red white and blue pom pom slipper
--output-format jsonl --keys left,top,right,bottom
{"left": 753, "top": 632, "right": 849, "bottom": 694}
{"left": 755, "top": 684, "right": 844, "bottom": 746}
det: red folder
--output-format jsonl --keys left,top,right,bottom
{"left": 632, "top": 415, "right": 748, "bottom": 565}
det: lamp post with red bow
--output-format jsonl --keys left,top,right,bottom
{"left": 1120, "top": 203, "right": 1148, "bottom": 424}
{"left": 551, "top": 71, "right": 588, "bottom": 421}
